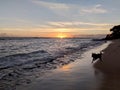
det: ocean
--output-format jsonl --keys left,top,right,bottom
{"left": 0, "top": 37, "right": 104, "bottom": 89}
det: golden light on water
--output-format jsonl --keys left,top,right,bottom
{"left": 60, "top": 64, "right": 72, "bottom": 71}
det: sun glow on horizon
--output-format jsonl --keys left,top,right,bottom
{"left": 56, "top": 33, "right": 68, "bottom": 38}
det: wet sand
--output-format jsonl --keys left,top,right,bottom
{"left": 16, "top": 42, "right": 111, "bottom": 90}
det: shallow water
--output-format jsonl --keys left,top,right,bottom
{"left": 0, "top": 38, "right": 103, "bottom": 70}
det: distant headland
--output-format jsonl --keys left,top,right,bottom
{"left": 105, "top": 25, "right": 120, "bottom": 40}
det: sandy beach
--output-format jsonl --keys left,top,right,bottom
{"left": 16, "top": 41, "right": 115, "bottom": 90}
{"left": 93, "top": 39, "right": 120, "bottom": 90}
{"left": 94, "top": 39, "right": 120, "bottom": 73}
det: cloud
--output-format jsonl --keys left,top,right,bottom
{"left": 31, "top": 0, "right": 72, "bottom": 16}
{"left": 46, "top": 21, "right": 114, "bottom": 33}
{"left": 48, "top": 21, "right": 112, "bottom": 28}
{"left": 81, "top": 4, "right": 107, "bottom": 14}
{"left": 32, "top": 0, "right": 69, "bottom": 11}
{"left": 32, "top": 1, "right": 107, "bottom": 16}
{"left": 0, "top": 17, "right": 113, "bottom": 32}
{"left": 0, "top": 17, "right": 50, "bottom": 28}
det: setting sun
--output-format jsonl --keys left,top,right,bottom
{"left": 56, "top": 33, "right": 67, "bottom": 38}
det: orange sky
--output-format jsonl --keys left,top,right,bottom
{"left": 0, "top": 27, "right": 111, "bottom": 37}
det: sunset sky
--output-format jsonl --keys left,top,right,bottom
{"left": 0, "top": 0, "right": 120, "bottom": 37}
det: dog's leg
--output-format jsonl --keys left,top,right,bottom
{"left": 92, "top": 58, "right": 94, "bottom": 63}
{"left": 99, "top": 57, "right": 103, "bottom": 62}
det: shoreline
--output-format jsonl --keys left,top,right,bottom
{"left": 16, "top": 41, "right": 111, "bottom": 90}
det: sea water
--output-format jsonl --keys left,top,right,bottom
{"left": 0, "top": 37, "right": 104, "bottom": 88}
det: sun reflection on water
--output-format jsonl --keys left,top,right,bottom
{"left": 60, "top": 64, "right": 72, "bottom": 71}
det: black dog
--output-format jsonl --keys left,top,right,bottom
{"left": 92, "top": 52, "right": 103, "bottom": 63}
